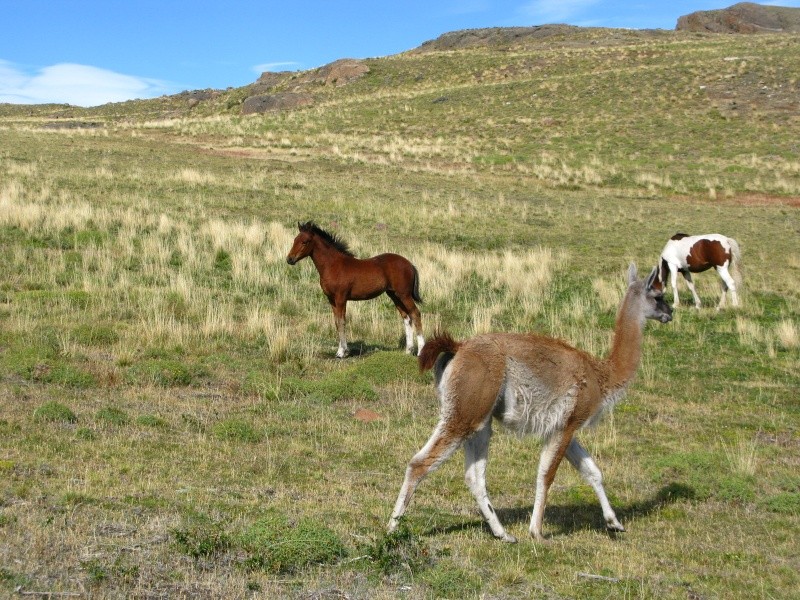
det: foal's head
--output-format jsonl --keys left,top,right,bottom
{"left": 286, "top": 222, "right": 316, "bottom": 265}
{"left": 286, "top": 221, "right": 353, "bottom": 265}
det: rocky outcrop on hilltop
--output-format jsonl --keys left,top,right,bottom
{"left": 676, "top": 2, "right": 800, "bottom": 33}
{"left": 241, "top": 92, "right": 314, "bottom": 115}
{"left": 242, "top": 59, "right": 369, "bottom": 114}
{"left": 412, "top": 25, "right": 582, "bottom": 52}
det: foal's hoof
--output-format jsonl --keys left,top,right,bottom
{"left": 494, "top": 532, "right": 517, "bottom": 543}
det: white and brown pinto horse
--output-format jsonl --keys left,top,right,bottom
{"left": 659, "top": 233, "right": 741, "bottom": 309}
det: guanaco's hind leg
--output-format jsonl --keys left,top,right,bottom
{"left": 565, "top": 439, "right": 624, "bottom": 532}
{"left": 530, "top": 430, "right": 574, "bottom": 541}
{"left": 464, "top": 423, "right": 516, "bottom": 542}
{"left": 388, "top": 422, "right": 463, "bottom": 532}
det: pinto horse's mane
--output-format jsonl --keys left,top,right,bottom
{"left": 298, "top": 221, "right": 354, "bottom": 257}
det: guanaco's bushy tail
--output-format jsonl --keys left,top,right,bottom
{"left": 418, "top": 331, "right": 461, "bottom": 373}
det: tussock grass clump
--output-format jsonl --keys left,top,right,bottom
{"left": 212, "top": 418, "right": 263, "bottom": 443}
{"left": 761, "top": 492, "right": 800, "bottom": 514}
{"left": 238, "top": 510, "right": 346, "bottom": 574}
{"left": 135, "top": 414, "right": 170, "bottom": 429}
{"left": 420, "top": 562, "right": 483, "bottom": 599}
{"left": 125, "top": 358, "right": 208, "bottom": 387}
{"left": 33, "top": 401, "right": 77, "bottom": 423}
{"left": 95, "top": 406, "right": 130, "bottom": 426}
{"left": 284, "top": 372, "right": 378, "bottom": 404}
{"left": 172, "top": 513, "right": 231, "bottom": 558}
{"left": 363, "top": 521, "right": 432, "bottom": 575}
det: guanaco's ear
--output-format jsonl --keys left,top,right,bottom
{"left": 645, "top": 266, "right": 659, "bottom": 291}
{"left": 627, "top": 263, "right": 638, "bottom": 286}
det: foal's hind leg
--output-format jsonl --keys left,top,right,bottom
{"left": 329, "top": 298, "right": 349, "bottom": 358}
{"left": 408, "top": 302, "right": 425, "bottom": 354}
{"left": 388, "top": 291, "right": 424, "bottom": 355}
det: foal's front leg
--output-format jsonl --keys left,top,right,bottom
{"left": 331, "top": 299, "right": 349, "bottom": 358}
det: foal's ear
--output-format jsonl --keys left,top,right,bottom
{"left": 627, "top": 263, "right": 638, "bottom": 286}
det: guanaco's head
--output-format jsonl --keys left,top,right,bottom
{"left": 628, "top": 263, "right": 673, "bottom": 323}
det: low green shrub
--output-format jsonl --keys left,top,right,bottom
{"left": 172, "top": 514, "right": 231, "bottom": 558}
{"left": 212, "top": 419, "right": 263, "bottom": 443}
{"left": 126, "top": 359, "right": 207, "bottom": 386}
{"left": 96, "top": 406, "right": 130, "bottom": 426}
{"left": 33, "top": 401, "right": 77, "bottom": 423}
{"left": 238, "top": 510, "right": 346, "bottom": 574}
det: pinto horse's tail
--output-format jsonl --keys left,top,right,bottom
{"left": 411, "top": 264, "right": 423, "bottom": 304}
{"left": 728, "top": 237, "right": 743, "bottom": 288}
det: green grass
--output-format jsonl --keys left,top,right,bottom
{"left": 0, "top": 26, "right": 798, "bottom": 599}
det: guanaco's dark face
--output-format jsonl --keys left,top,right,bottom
{"left": 644, "top": 266, "right": 672, "bottom": 323}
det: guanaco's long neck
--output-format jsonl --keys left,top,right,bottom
{"left": 607, "top": 290, "right": 645, "bottom": 389}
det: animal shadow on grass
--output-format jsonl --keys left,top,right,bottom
{"left": 424, "top": 482, "right": 696, "bottom": 540}
{"left": 329, "top": 339, "right": 387, "bottom": 358}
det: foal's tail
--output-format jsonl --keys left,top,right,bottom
{"left": 728, "top": 237, "right": 743, "bottom": 288}
{"left": 411, "top": 265, "right": 423, "bottom": 304}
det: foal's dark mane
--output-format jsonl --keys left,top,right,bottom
{"left": 298, "top": 221, "right": 354, "bottom": 257}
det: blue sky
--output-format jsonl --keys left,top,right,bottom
{"left": 1, "top": 1, "right": 798, "bottom": 107}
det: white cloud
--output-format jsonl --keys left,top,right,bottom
{"left": 252, "top": 61, "right": 301, "bottom": 74}
{"left": 0, "top": 60, "right": 176, "bottom": 107}
{"left": 519, "top": 0, "right": 601, "bottom": 23}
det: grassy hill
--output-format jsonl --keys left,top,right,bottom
{"left": 1, "top": 27, "right": 798, "bottom": 599}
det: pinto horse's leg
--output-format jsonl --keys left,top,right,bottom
{"left": 668, "top": 264, "right": 681, "bottom": 307}
{"left": 682, "top": 271, "right": 702, "bottom": 309}
{"left": 716, "top": 265, "right": 738, "bottom": 308}
{"left": 330, "top": 298, "right": 349, "bottom": 358}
